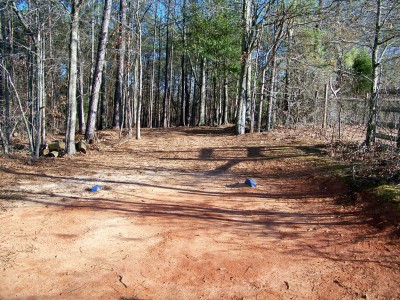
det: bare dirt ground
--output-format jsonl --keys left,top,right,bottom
{"left": 0, "top": 126, "right": 399, "bottom": 300}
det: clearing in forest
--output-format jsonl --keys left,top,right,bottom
{"left": 0, "top": 127, "right": 399, "bottom": 299}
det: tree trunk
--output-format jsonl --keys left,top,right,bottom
{"left": 397, "top": 120, "right": 400, "bottom": 150}
{"left": 2, "top": 68, "right": 34, "bottom": 153}
{"left": 266, "top": 52, "right": 277, "bottom": 131}
{"left": 132, "top": 56, "right": 138, "bottom": 128}
{"left": 77, "top": 30, "right": 86, "bottom": 134}
{"left": 257, "top": 68, "right": 266, "bottom": 132}
{"left": 223, "top": 77, "right": 229, "bottom": 125}
{"left": 99, "top": 62, "right": 107, "bottom": 130}
{"left": 323, "top": 82, "right": 328, "bottom": 129}
{"left": 125, "top": 55, "right": 133, "bottom": 138}
{"left": 249, "top": 61, "right": 255, "bottom": 133}
{"left": 167, "top": 39, "right": 174, "bottom": 127}
{"left": 162, "top": 0, "right": 171, "bottom": 128}
{"left": 34, "top": 32, "right": 43, "bottom": 158}
{"left": 185, "top": 70, "right": 191, "bottom": 126}
{"left": 180, "top": 54, "right": 186, "bottom": 126}
{"left": 365, "top": 0, "right": 381, "bottom": 147}
{"left": 236, "top": 0, "right": 251, "bottom": 135}
{"left": 218, "top": 80, "right": 223, "bottom": 125}
{"left": 12, "top": 2, "right": 38, "bottom": 153}
{"left": 283, "top": 67, "right": 290, "bottom": 126}
{"left": 112, "top": 0, "right": 127, "bottom": 129}
{"left": 0, "top": 5, "right": 9, "bottom": 153}
{"left": 89, "top": 1, "right": 96, "bottom": 96}
{"left": 236, "top": 60, "right": 249, "bottom": 135}
{"left": 149, "top": 4, "right": 157, "bottom": 128}
{"left": 65, "top": 0, "right": 81, "bottom": 155}
{"left": 212, "top": 75, "right": 217, "bottom": 125}
{"left": 199, "top": 58, "right": 206, "bottom": 126}
{"left": 136, "top": 8, "right": 143, "bottom": 140}
{"left": 85, "top": 0, "right": 112, "bottom": 141}
{"left": 40, "top": 35, "right": 46, "bottom": 145}
{"left": 156, "top": 21, "right": 162, "bottom": 128}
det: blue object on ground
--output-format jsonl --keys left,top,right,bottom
{"left": 90, "top": 185, "right": 102, "bottom": 192}
{"left": 245, "top": 178, "right": 257, "bottom": 187}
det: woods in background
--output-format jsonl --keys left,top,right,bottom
{"left": 0, "top": 0, "right": 399, "bottom": 156}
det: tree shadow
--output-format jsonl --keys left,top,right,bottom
{"left": 0, "top": 126, "right": 397, "bottom": 269}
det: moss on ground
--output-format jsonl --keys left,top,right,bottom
{"left": 298, "top": 145, "right": 400, "bottom": 212}
{"left": 369, "top": 184, "right": 400, "bottom": 211}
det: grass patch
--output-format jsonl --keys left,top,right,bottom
{"left": 369, "top": 184, "right": 400, "bottom": 210}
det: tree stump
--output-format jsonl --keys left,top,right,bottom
{"left": 48, "top": 141, "right": 65, "bottom": 152}
{"left": 49, "top": 151, "right": 59, "bottom": 158}
{"left": 76, "top": 140, "right": 87, "bottom": 153}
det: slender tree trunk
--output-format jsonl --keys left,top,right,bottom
{"left": 40, "top": 35, "right": 46, "bottom": 145}
{"left": 236, "top": 0, "right": 251, "bottom": 135}
{"left": 48, "top": 12, "right": 55, "bottom": 133}
{"left": 126, "top": 57, "right": 133, "bottom": 138}
{"left": 156, "top": 21, "right": 162, "bottom": 128}
{"left": 397, "top": 120, "right": 400, "bottom": 149}
{"left": 179, "top": 0, "right": 187, "bottom": 126}
{"left": 180, "top": 54, "right": 186, "bottom": 126}
{"left": 266, "top": 52, "right": 277, "bottom": 131}
{"left": 223, "top": 77, "right": 229, "bottom": 125}
{"left": 132, "top": 55, "right": 138, "bottom": 127}
{"left": 77, "top": 30, "right": 86, "bottom": 134}
{"left": 185, "top": 70, "right": 191, "bottom": 126}
{"left": 112, "top": 0, "right": 127, "bottom": 129}
{"left": 12, "top": 2, "right": 38, "bottom": 149}
{"left": 283, "top": 66, "right": 290, "bottom": 126}
{"left": 257, "top": 68, "right": 266, "bottom": 132}
{"left": 218, "top": 80, "right": 223, "bottom": 125}
{"left": 136, "top": 9, "right": 143, "bottom": 140}
{"left": 6, "top": 7, "right": 12, "bottom": 148}
{"left": 167, "top": 39, "right": 174, "bottom": 127}
{"left": 89, "top": 1, "right": 96, "bottom": 96}
{"left": 162, "top": 0, "right": 171, "bottom": 128}
{"left": 29, "top": 44, "right": 34, "bottom": 139}
{"left": 249, "top": 61, "right": 255, "bottom": 133}
{"left": 212, "top": 74, "right": 217, "bottom": 125}
{"left": 34, "top": 32, "right": 42, "bottom": 158}
{"left": 85, "top": 0, "right": 112, "bottom": 141}
{"left": 366, "top": 0, "right": 382, "bottom": 147}
{"left": 149, "top": 4, "right": 157, "bottom": 128}
{"left": 65, "top": 0, "right": 82, "bottom": 155}
{"left": 0, "top": 5, "right": 9, "bottom": 153}
{"left": 99, "top": 62, "right": 107, "bottom": 130}
{"left": 233, "top": 77, "right": 239, "bottom": 121}
{"left": 0, "top": 64, "right": 7, "bottom": 154}
{"left": 323, "top": 82, "right": 328, "bottom": 129}
{"left": 2, "top": 69, "right": 34, "bottom": 153}
{"left": 199, "top": 57, "right": 206, "bottom": 126}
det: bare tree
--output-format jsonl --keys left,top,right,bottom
{"left": 135, "top": 0, "right": 143, "bottom": 140}
{"left": 112, "top": 0, "right": 127, "bottom": 129}
{"left": 12, "top": 1, "right": 46, "bottom": 158}
{"left": 365, "top": 0, "right": 400, "bottom": 146}
{"left": 65, "top": 0, "right": 83, "bottom": 155}
{"left": 236, "top": 0, "right": 252, "bottom": 135}
{"left": 85, "top": 0, "right": 112, "bottom": 142}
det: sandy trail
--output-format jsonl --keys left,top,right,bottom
{"left": 0, "top": 127, "right": 399, "bottom": 299}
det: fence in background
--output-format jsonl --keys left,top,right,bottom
{"left": 326, "top": 94, "right": 400, "bottom": 147}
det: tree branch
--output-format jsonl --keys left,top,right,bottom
{"left": 11, "top": 1, "right": 35, "bottom": 42}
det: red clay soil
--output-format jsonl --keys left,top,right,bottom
{"left": 0, "top": 126, "right": 399, "bottom": 300}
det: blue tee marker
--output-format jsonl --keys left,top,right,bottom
{"left": 90, "top": 185, "right": 102, "bottom": 192}
{"left": 245, "top": 178, "right": 257, "bottom": 187}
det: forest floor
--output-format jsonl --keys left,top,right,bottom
{"left": 0, "top": 126, "right": 399, "bottom": 300}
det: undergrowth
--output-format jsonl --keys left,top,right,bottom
{"left": 326, "top": 141, "right": 400, "bottom": 209}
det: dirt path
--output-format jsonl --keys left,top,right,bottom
{"left": 0, "top": 127, "right": 399, "bottom": 299}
